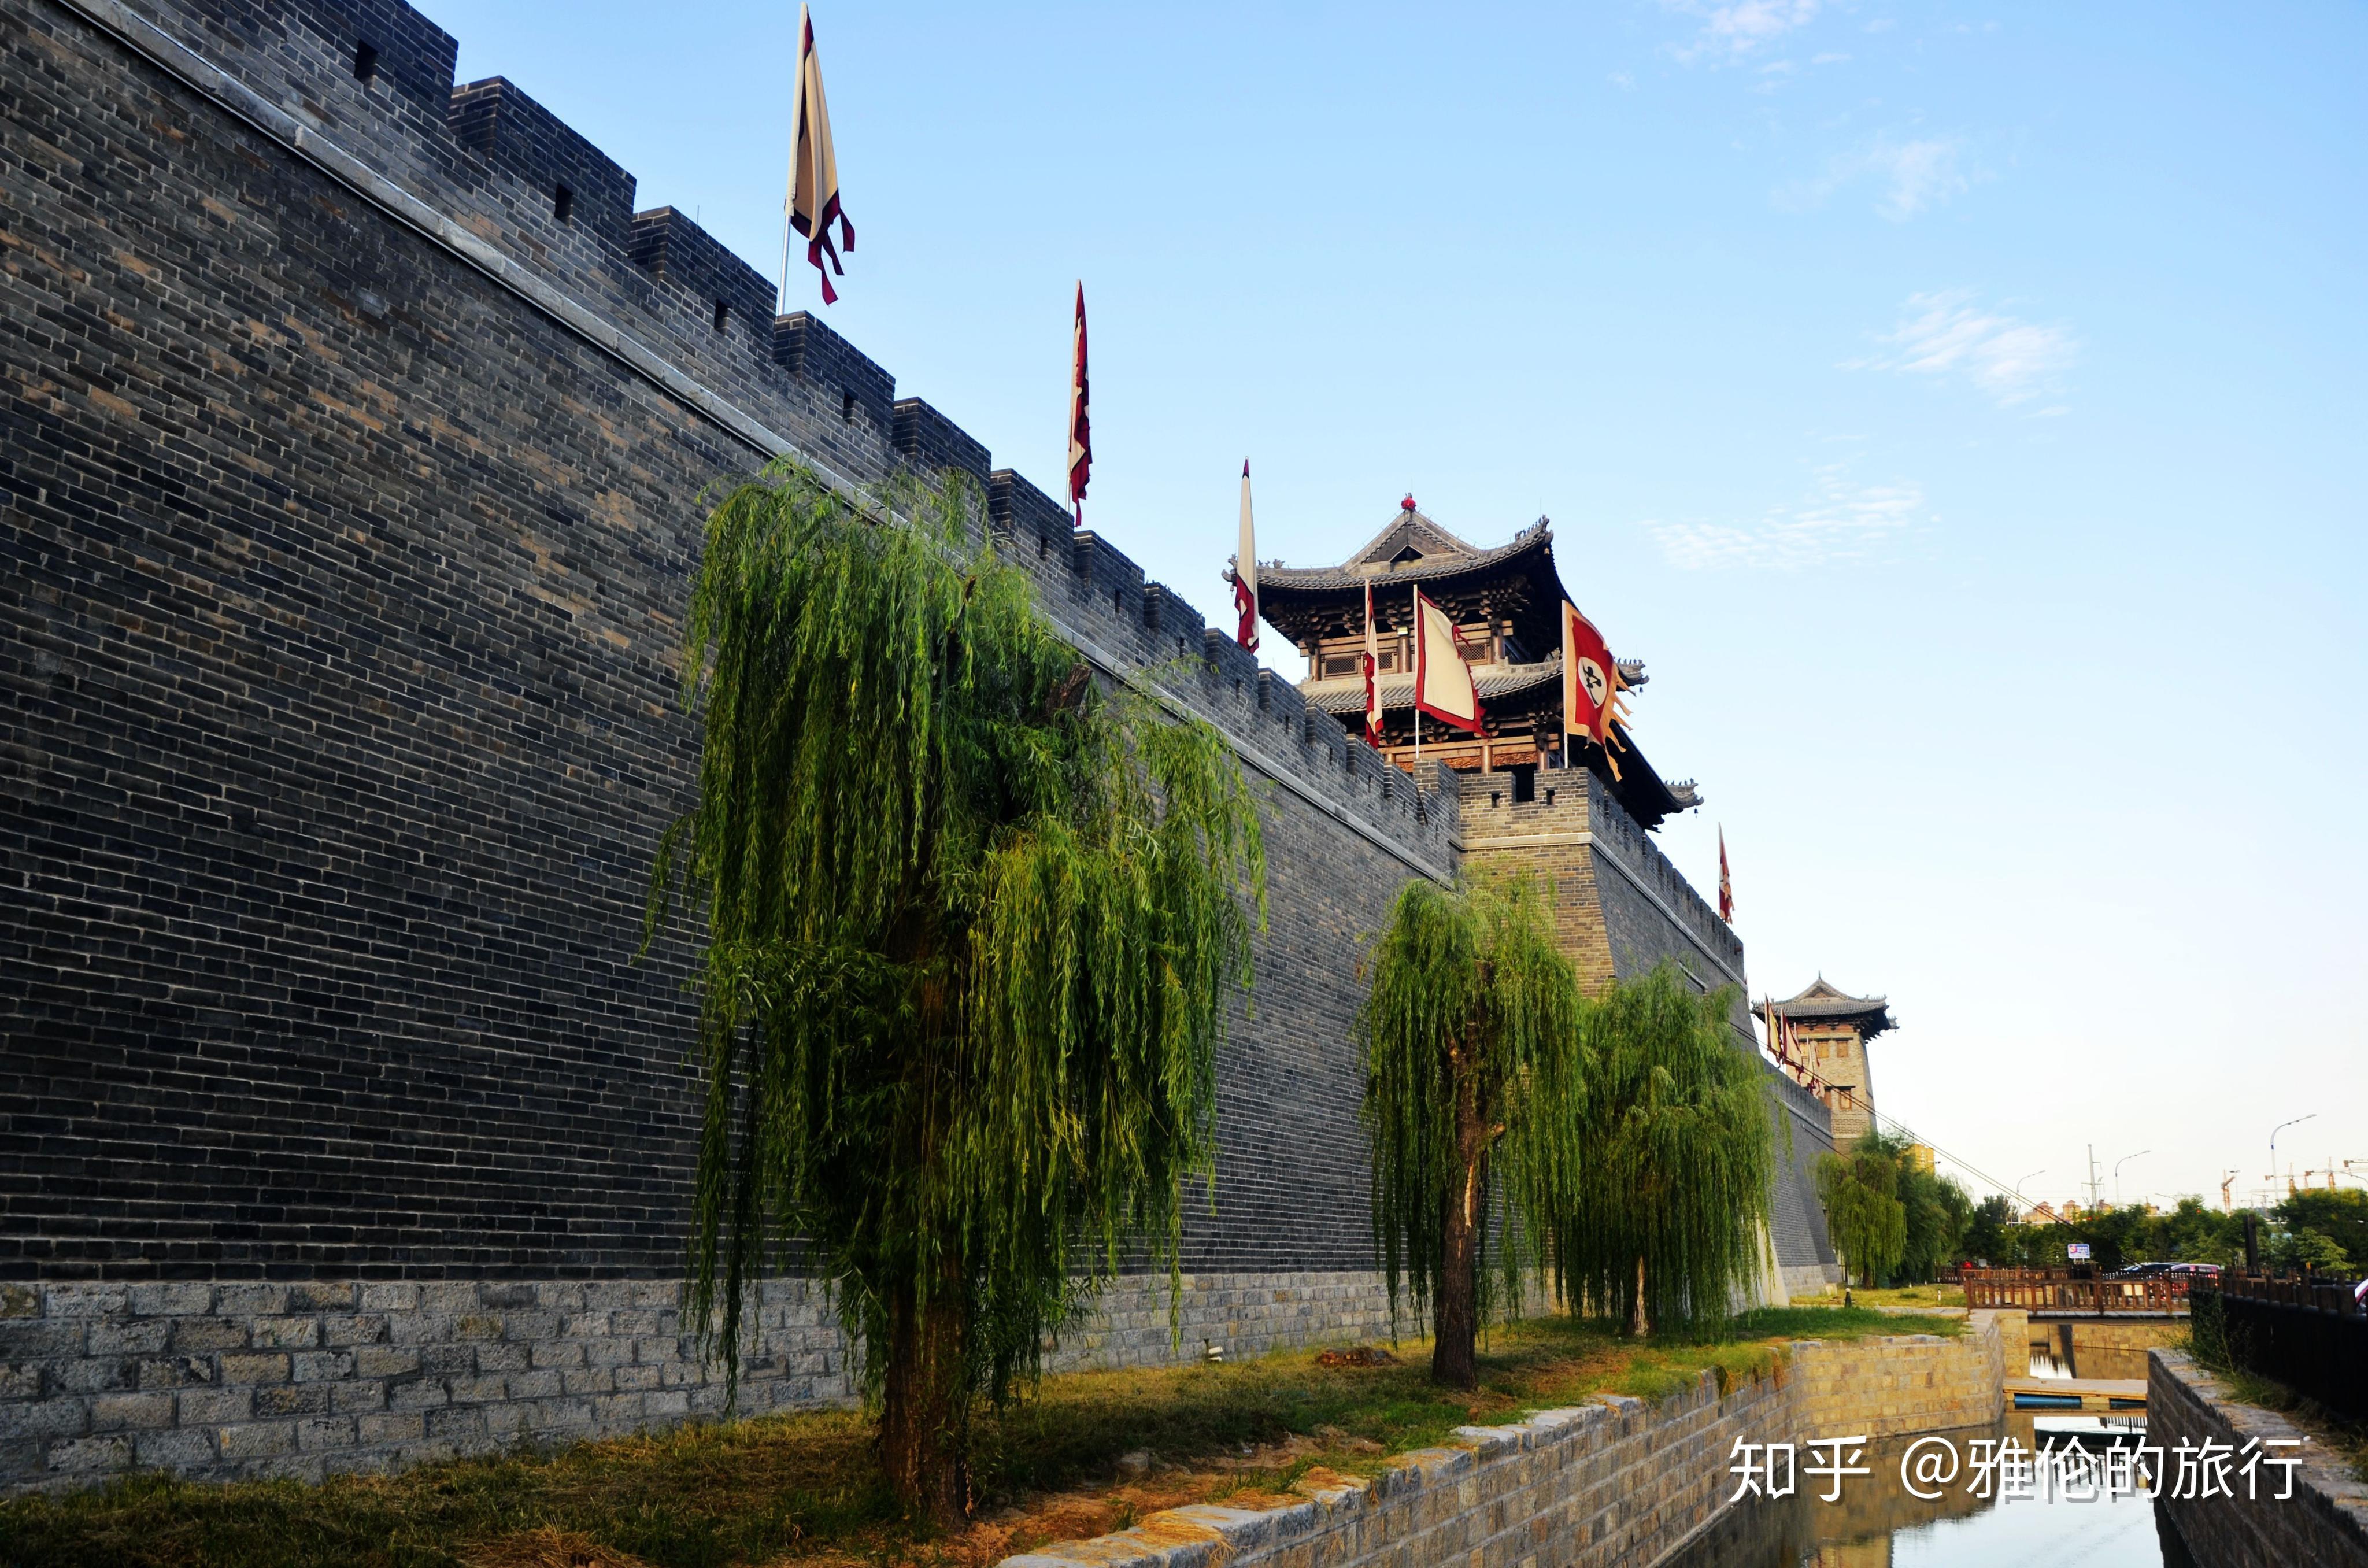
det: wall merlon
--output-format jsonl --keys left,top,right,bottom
{"left": 989, "top": 469, "right": 1071, "bottom": 552}
{"left": 772, "top": 312, "right": 894, "bottom": 429}
{"left": 448, "top": 77, "right": 635, "bottom": 235}
{"left": 626, "top": 207, "right": 774, "bottom": 341}
{"left": 890, "top": 397, "right": 992, "bottom": 487}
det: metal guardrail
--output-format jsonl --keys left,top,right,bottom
{"left": 1960, "top": 1267, "right": 2193, "bottom": 1314}
{"left": 2197, "top": 1275, "right": 2368, "bottom": 1423}
{"left": 2218, "top": 1271, "right": 2368, "bottom": 1318}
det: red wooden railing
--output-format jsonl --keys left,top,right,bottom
{"left": 1960, "top": 1267, "right": 2192, "bottom": 1314}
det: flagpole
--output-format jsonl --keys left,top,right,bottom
{"left": 1410, "top": 587, "right": 1420, "bottom": 764}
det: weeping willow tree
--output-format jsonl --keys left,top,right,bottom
{"left": 1818, "top": 1131, "right": 1908, "bottom": 1286}
{"left": 1360, "top": 874, "right": 1586, "bottom": 1389}
{"left": 1553, "top": 966, "right": 1771, "bottom": 1338}
{"left": 644, "top": 463, "right": 1264, "bottom": 1526}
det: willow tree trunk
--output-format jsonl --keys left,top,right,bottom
{"left": 879, "top": 1264, "right": 968, "bottom": 1529}
{"left": 1627, "top": 1255, "right": 1649, "bottom": 1338}
{"left": 1431, "top": 1056, "right": 1486, "bottom": 1391}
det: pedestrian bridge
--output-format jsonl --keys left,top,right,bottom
{"left": 1963, "top": 1269, "right": 2192, "bottom": 1316}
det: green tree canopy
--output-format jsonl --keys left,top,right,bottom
{"left": 1897, "top": 1156, "right": 1972, "bottom": 1282}
{"left": 1960, "top": 1193, "right": 2016, "bottom": 1266}
{"left": 1555, "top": 967, "right": 1773, "bottom": 1337}
{"left": 1359, "top": 873, "right": 1586, "bottom": 1388}
{"left": 1817, "top": 1131, "right": 1907, "bottom": 1287}
{"left": 647, "top": 467, "right": 1264, "bottom": 1522}
{"left": 2274, "top": 1189, "right": 2368, "bottom": 1270}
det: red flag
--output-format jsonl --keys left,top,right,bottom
{"left": 1718, "top": 827, "right": 1734, "bottom": 922}
{"left": 1361, "top": 580, "right": 1382, "bottom": 746}
{"left": 1233, "top": 461, "right": 1259, "bottom": 650}
{"left": 1559, "top": 600, "right": 1631, "bottom": 779}
{"left": 1067, "top": 283, "right": 1091, "bottom": 527}
{"left": 783, "top": 5, "right": 854, "bottom": 306}
{"left": 1411, "top": 587, "right": 1483, "bottom": 734}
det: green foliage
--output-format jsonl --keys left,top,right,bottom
{"left": 1816, "top": 1133, "right": 1907, "bottom": 1287}
{"left": 1959, "top": 1193, "right": 2016, "bottom": 1265}
{"left": 1358, "top": 873, "right": 1586, "bottom": 1332}
{"left": 1815, "top": 1131, "right": 1968, "bottom": 1283}
{"left": 2268, "top": 1226, "right": 2354, "bottom": 1273}
{"left": 1971, "top": 1196, "right": 2253, "bottom": 1273}
{"left": 1897, "top": 1156, "right": 1971, "bottom": 1282}
{"left": 647, "top": 464, "right": 1265, "bottom": 1414}
{"left": 2275, "top": 1189, "right": 2368, "bottom": 1270}
{"left": 1553, "top": 967, "right": 1774, "bottom": 1336}
{"left": 2156, "top": 1196, "right": 2246, "bottom": 1269}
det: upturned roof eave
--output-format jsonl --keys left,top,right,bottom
{"left": 1259, "top": 523, "right": 1557, "bottom": 597}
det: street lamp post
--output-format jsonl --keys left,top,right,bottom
{"left": 2270, "top": 1115, "right": 2318, "bottom": 1195}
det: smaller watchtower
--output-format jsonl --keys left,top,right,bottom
{"left": 1774, "top": 979, "right": 1895, "bottom": 1147}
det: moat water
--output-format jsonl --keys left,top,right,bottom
{"left": 1667, "top": 1415, "right": 2191, "bottom": 1567}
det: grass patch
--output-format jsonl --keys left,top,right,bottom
{"left": 2175, "top": 1341, "right": 2368, "bottom": 1487}
{"left": 1786, "top": 1284, "right": 1964, "bottom": 1311}
{"left": 0, "top": 1308, "right": 1926, "bottom": 1568}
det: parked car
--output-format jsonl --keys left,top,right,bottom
{"left": 2166, "top": 1262, "right": 2221, "bottom": 1279}
{"left": 2110, "top": 1262, "right": 2173, "bottom": 1279}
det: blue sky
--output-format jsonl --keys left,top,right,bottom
{"left": 429, "top": 1, "right": 2365, "bottom": 1215}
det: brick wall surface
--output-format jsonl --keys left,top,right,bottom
{"left": 1001, "top": 1320, "right": 2010, "bottom": 1568}
{"left": 0, "top": 0, "right": 1830, "bottom": 1493}
{"left": 2149, "top": 1348, "right": 2368, "bottom": 1567}
{"left": 0, "top": 0, "right": 1440, "bottom": 1289}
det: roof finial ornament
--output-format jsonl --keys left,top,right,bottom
{"left": 1400, "top": 493, "right": 1416, "bottom": 513}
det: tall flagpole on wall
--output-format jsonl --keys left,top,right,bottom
{"left": 1411, "top": 586, "right": 1420, "bottom": 765}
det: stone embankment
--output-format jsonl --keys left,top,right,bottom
{"left": 1001, "top": 1315, "right": 2010, "bottom": 1568}
{"left": 2149, "top": 1348, "right": 2368, "bottom": 1567}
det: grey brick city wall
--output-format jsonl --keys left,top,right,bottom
{"left": 0, "top": 0, "right": 1813, "bottom": 1492}
{"left": 1, "top": 0, "right": 1441, "bottom": 1287}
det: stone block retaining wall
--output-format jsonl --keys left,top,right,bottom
{"left": 1002, "top": 1318, "right": 2010, "bottom": 1568}
{"left": 2149, "top": 1347, "right": 2368, "bottom": 1567}
{"left": 0, "top": 1271, "right": 1396, "bottom": 1491}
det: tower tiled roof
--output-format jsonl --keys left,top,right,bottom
{"left": 1258, "top": 511, "right": 1551, "bottom": 591}
{"left": 1778, "top": 979, "right": 1895, "bottom": 1038}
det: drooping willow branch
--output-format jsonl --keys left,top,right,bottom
{"left": 643, "top": 462, "right": 1266, "bottom": 1460}
{"left": 1359, "top": 872, "right": 1586, "bottom": 1381}
{"left": 1552, "top": 967, "right": 1773, "bottom": 1337}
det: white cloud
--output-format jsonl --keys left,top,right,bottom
{"left": 1777, "top": 135, "right": 1972, "bottom": 220}
{"left": 1666, "top": 0, "right": 1819, "bottom": 63}
{"left": 1855, "top": 290, "right": 2078, "bottom": 409}
{"left": 1645, "top": 467, "right": 1928, "bottom": 569}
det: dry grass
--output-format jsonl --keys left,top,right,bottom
{"left": 1788, "top": 1283, "right": 1964, "bottom": 1310}
{"left": 0, "top": 1307, "right": 1932, "bottom": 1568}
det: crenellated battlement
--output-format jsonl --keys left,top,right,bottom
{"left": 89, "top": 0, "right": 1455, "bottom": 876}
{"left": 1582, "top": 777, "right": 1744, "bottom": 979}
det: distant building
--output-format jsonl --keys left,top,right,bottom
{"left": 1906, "top": 1143, "right": 1936, "bottom": 1176}
{"left": 1774, "top": 978, "right": 1896, "bottom": 1147}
